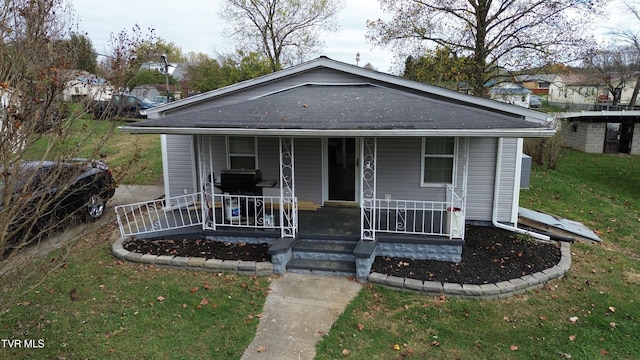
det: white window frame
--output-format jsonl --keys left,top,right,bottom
{"left": 226, "top": 136, "right": 258, "bottom": 169}
{"left": 420, "top": 137, "right": 456, "bottom": 187}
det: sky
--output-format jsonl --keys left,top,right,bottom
{"left": 71, "top": 0, "right": 636, "bottom": 74}
{"left": 71, "top": 0, "right": 396, "bottom": 71}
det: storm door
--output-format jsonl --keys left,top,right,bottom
{"left": 326, "top": 138, "right": 357, "bottom": 202}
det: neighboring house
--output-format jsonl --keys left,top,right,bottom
{"left": 118, "top": 56, "right": 554, "bottom": 279}
{"left": 139, "top": 61, "right": 184, "bottom": 80}
{"left": 560, "top": 111, "right": 640, "bottom": 154}
{"left": 548, "top": 74, "right": 604, "bottom": 109}
{"left": 62, "top": 70, "right": 113, "bottom": 102}
{"left": 137, "top": 62, "right": 189, "bottom": 98}
{"left": 489, "top": 82, "right": 531, "bottom": 108}
{"left": 548, "top": 74, "right": 638, "bottom": 110}
{"left": 515, "top": 74, "right": 556, "bottom": 95}
{"left": 130, "top": 84, "right": 182, "bottom": 102}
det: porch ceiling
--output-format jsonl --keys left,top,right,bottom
{"left": 123, "top": 84, "right": 554, "bottom": 138}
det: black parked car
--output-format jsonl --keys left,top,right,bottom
{"left": 1, "top": 159, "right": 117, "bottom": 247}
{"left": 91, "top": 94, "right": 157, "bottom": 119}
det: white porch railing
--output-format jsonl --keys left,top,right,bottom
{"left": 115, "top": 193, "right": 202, "bottom": 237}
{"left": 372, "top": 186, "right": 465, "bottom": 239}
{"left": 115, "top": 192, "right": 298, "bottom": 238}
{"left": 203, "top": 193, "right": 298, "bottom": 238}
{"left": 373, "top": 199, "right": 448, "bottom": 236}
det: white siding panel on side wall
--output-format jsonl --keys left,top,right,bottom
{"left": 465, "top": 138, "right": 497, "bottom": 222}
{"left": 498, "top": 138, "right": 518, "bottom": 222}
{"left": 164, "top": 135, "right": 196, "bottom": 198}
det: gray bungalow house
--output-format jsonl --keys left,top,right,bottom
{"left": 117, "top": 56, "right": 554, "bottom": 279}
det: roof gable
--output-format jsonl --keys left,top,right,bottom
{"left": 124, "top": 57, "right": 554, "bottom": 137}
{"left": 147, "top": 56, "right": 550, "bottom": 123}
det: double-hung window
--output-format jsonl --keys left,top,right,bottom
{"left": 421, "top": 137, "right": 455, "bottom": 185}
{"left": 228, "top": 136, "right": 257, "bottom": 169}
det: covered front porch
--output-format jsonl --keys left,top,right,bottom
{"left": 117, "top": 136, "right": 467, "bottom": 240}
{"left": 114, "top": 136, "right": 467, "bottom": 278}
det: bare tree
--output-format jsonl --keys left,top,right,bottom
{"left": 583, "top": 46, "right": 640, "bottom": 105}
{"left": 220, "top": 0, "right": 343, "bottom": 72}
{"left": 367, "top": 0, "right": 607, "bottom": 97}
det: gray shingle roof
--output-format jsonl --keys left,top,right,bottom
{"left": 134, "top": 84, "right": 544, "bottom": 131}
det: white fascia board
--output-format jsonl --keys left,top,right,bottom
{"left": 120, "top": 126, "right": 556, "bottom": 138}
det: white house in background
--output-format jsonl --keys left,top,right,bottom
{"left": 548, "top": 74, "right": 638, "bottom": 109}
{"left": 62, "top": 70, "right": 113, "bottom": 102}
{"left": 489, "top": 82, "right": 531, "bottom": 108}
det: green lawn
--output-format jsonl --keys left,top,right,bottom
{"left": 0, "top": 223, "right": 269, "bottom": 359}
{"left": 24, "top": 118, "right": 163, "bottom": 185}
{"left": 316, "top": 150, "right": 640, "bottom": 359}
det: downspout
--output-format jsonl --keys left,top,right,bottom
{"left": 492, "top": 138, "right": 550, "bottom": 241}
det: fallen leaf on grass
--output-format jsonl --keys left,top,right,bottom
{"left": 342, "top": 349, "right": 351, "bottom": 356}
{"left": 608, "top": 306, "right": 616, "bottom": 313}
{"left": 430, "top": 341, "right": 440, "bottom": 347}
{"left": 190, "top": 287, "right": 199, "bottom": 294}
{"left": 203, "top": 282, "right": 212, "bottom": 290}
{"left": 393, "top": 344, "right": 401, "bottom": 351}
{"left": 157, "top": 296, "right": 165, "bottom": 302}
{"left": 600, "top": 349, "right": 609, "bottom": 355}
{"left": 569, "top": 335, "right": 577, "bottom": 341}
{"left": 510, "top": 345, "right": 518, "bottom": 351}
{"left": 357, "top": 323, "right": 365, "bottom": 332}
{"left": 200, "top": 298, "right": 209, "bottom": 306}
{"left": 569, "top": 316, "right": 579, "bottom": 323}
{"left": 610, "top": 322, "right": 617, "bottom": 328}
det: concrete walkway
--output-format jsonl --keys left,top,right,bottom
{"left": 241, "top": 273, "right": 362, "bottom": 360}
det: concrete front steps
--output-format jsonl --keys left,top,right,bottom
{"left": 286, "top": 237, "right": 359, "bottom": 276}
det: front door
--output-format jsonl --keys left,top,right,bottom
{"left": 327, "top": 138, "right": 357, "bottom": 202}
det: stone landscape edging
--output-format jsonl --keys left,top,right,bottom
{"left": 112, "top": 237, "right": 570, "bottom": 299}
{"left": 112, "top": 236, "right": 274, "bottom": 276}
{"left": 367, "top": 241, "right": 571, "bottom": 299}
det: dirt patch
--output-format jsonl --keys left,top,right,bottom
{"left": 122, "top": 226, "right": 562, "bottom": 284}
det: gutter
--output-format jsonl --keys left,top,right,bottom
{"left": 492, "top": 138, "right": 550, "bottom": 241}
{"left": 119, "top": 126, "right": 556, "bottom": 138}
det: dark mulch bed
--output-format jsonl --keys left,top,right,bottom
{"left": 123, "top": 226, "right": 561, "bottom": 284}
{"left": 123, "top": 238, "right": 271, "bottom": 262}
{"left": 371, "top": 226, "right": 562, "bottom": 284}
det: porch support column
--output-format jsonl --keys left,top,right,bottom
{"left": 279, "top": 137, "right": 297, "bottom": 238}
{"left": 360, "top": 137, "right": 377, "bottom": 241}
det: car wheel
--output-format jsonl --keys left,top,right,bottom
{"left": 85, "top": 193, "right": 106, "bottom": 220}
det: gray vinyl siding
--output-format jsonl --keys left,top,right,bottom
{"left": 196, "top": 135, "right": 226, "bottom": 193}
{"left": 376, "top": 138, "right": 447, "bottom": 202}
{"left": 165, "top": 135, "right": 196, "bottom": 198}
{"left": 244, "top": 137, "right": 322, "bottom": 204}
{"left": 465, "top": 137, "right": 517, "bottom": 223}
{"left": 293, "top": 138, "right": 323, "bottom": 204}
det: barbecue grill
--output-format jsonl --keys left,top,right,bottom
{"left": 218, "top": 169, "right": 264, "bottom": 195}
